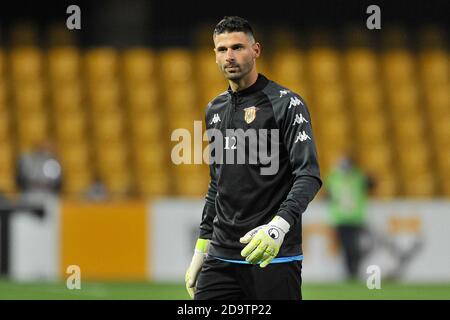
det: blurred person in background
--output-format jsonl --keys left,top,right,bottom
{"left": 15, "top": 140, "right": 63, "bottom": 203}
{"left": 83, "top": 173, "right": 108, "bottom": 201}
{"left": 185, "top": 16, "right": 322, "bottom": 300}
{"left": 324, "top": 155, "right": 375, "bottom": 280}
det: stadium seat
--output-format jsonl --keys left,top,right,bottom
{"left": 419, "top": 49, "right": 449, "bottom": 87}
{"left": 345, "top": 48, "right": 379, "bottom": 87}
{"left": 48, "top": 47, "right": 81, "bottom": 84}
{"left": 93, "top": 112, "right": 124, "bottom": 143}
{"left": 54, "top": 112, "right": 87, "bottom": 143}
{"left": 159, "top": 49, "right": 193, "bottom": 83}
{"left": 122, "top": 48, "right": 156, "bottom": 84}
{"left": 129, "top": 113, "right": 164, "bottom": 142}
{"left": 0, "top": 109, "right": 11, "bottom": 141}
{"left": 308, "top": 48, "right": 342, "bottom": 86}
{"left": 126, "top": 82, "right": 160, "bottom": 114}
{"left": 136, "top": 172, "right": 171, "bottom": 197}
{"left": 85, "top": 48, "right": 119, "bottom": 83}
{"left": 381, "top": 49, "right": 416, "bottom": 87}
{"left": 13, "top": 84, "right": 45, "bottom": 111}
{"left": 10, "top": 46, "right": 43, "bottom": 83}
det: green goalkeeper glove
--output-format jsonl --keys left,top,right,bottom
{"left": 240, "top": 216, "right": 290, "bottom": 268}
{"left": 185, "top": 238, "right": 210, "bottom": 299}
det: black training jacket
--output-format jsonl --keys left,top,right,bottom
{"left": 199, "top": 74, "right": 322, "bottom": 260}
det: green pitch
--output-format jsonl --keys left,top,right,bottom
{"left": 0, "top": 278, "right": 449, "bottom": 300}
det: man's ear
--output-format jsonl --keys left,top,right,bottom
{"left": 253, "top": 42, "right": 261, "bottom": 59}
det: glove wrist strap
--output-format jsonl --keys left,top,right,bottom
{"left": 270, "top": 216, "right": 290, "bottom": 234}
{"left": 195, "top": 238, "right": 210, "bottom": 253}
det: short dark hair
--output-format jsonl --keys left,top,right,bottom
{"left": 213, "top": 16, "right": 255, "bottom": 39}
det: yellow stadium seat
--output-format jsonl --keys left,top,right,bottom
{"left": 271, "top": 49, "right": 306, "bottom": 86}
{"left": 159, "top": 49, "right": 193, "bottom": 83}
{"left": 0, "top": 109, "right": 11, "bottom": 141}
{"left": 431, "top": 115, "right": 450, "bottom": 146}
{"left": 126, "top": 83, "right": 160, "bottom": 113}
{"left": 350, "top": 85, "right": 384, "bottom": 115}
{"left": 424, "top": 85, "right": 450, "bottom": 118}
{"left": 392, "top": 115, "right": 425, "bottom": 143}
{"left": 93, "top": 112, "right": 124, "bottom": 142}
{"left": 371, "top": 174, "right": 398, "bottom": 198}
{"left": 103, "top": 171, "right": 132, "bottom": 197}
{"left": 95, "top": 143, "right": 128, "bottom": 171}
{"left": 402, "top": 174, "right": 437, "bottom": 198}
{"left": 0, "top": 50, "right": 4, "bottom": 76}
{"left": 386, "top": 84, "right": 420, "bottom": 116}
{"left": 13, "top": 84, "right": 45, "bottom": 111}
{"left": 0, "top": 141, "right": 14, "bottom": 172}
{"left": 129, "top": 113, "right": 164, "bottom": 142}
{"left": 195, "top": 49, "right": 225, "bottom": 85}
{"left": 55, "top": 112, "right": 86, "bottom": 142}
{"left": 164, "top": 84, "right": 198, "bottom": 113}
{"left": 52, "top": 85, "right": 84, "bottom": 113}
{"left": 312, "top": 85, "right": 345, "bottom": 115}
{"left": 16, "top": 113, "right": 48, "bottom": 151}
{"left": 84, "top": 48, "right": 118, "bottom": 83}
{"left": 358, "top": 143, "right": 393, "bottom": 175}
{"left": 419, "top": 49, "right": 449, "bottom": 86}
{"left": 88, "top": 82, "right": 121, "bottom": 112}
{"left": 132, "top": 146, "right": 167, "bottom": 171}
{"left": 10, "top": 47, "right": 42, "bottom": 82}
{"left": 382, "top": 49, "right": 416, "bottom": 87}
{"left": 308, "top": 48, "right": 342, "bottom": 85}
{"left": 354, "top": 112, "right": 388, "bottom": 144}
{"left": 48, "top": 47, "right": 81, "bottom": 84}
{"left": 345, "top": 48, "right": 379, "bottom": 86}
{"left": 136, "top": 172, "right": 171, "bottom": 197}
{"left": 63, "top": 170, "right": 93, "bottom": 196}
{"left": 397, "top": 144, "right": 431, "bottom": 176}
{"left": 0, "top": 81, "right": 7, "bottom": 107}
{"left": 60, "top": 143, "right": 90, "bottom": 170}
{"left": 122, "top": 48, "right": 156, "bottom": 83}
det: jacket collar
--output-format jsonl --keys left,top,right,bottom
{"left": 227, "top": 73, "right": 269, "bottom": 96}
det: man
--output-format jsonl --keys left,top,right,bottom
{"left": 324, "top": 155, "right": 374, "bottom": 280}
{"left": 185, "top": 16, "right": 322, "bottom": 300}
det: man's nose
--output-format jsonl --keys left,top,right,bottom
{"left": 225, "top": 48, "right": 235, "bottom": 61}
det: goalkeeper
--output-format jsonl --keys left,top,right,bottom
{"left": 186, "top": 16, "right": 322, "bottom": 300}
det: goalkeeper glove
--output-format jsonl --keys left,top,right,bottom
{"left": 185, "top": 238, "right": 210, "bottom": 299}
{"left": 240, "top": 216, "right": 290, "bottom": 268}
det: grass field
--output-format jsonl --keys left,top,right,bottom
{"left": 0, "top": 279, "right": 449, "bottom": 300}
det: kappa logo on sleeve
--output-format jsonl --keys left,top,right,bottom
{"left": 293, "top": 113, "right": 309, "bottom": 126}
{"left": 294, "top": 130, "right": 311, "bottom": 143}
{"left": 279, "top": 89, "right": 290, "bottom": 98}
{"left": 209, "top": 113, "right": 221, "bottom": 125}
{"left": 288, "top": 96, "right": 304, "bottom": 109}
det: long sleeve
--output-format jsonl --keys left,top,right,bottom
{"left": 274, "top": 94, "right": 322, "bottom": 226}
{"left": 198, "top": 159, "right": 218, "bottom": 239}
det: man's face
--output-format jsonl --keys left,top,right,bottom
{"left": 213, "top": 32, "right": 260, "bottom": 81}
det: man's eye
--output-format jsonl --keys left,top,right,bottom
{"left": 218, "top": 48, "right": 226, "bottom": 52}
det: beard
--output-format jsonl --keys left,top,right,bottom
{"left": 221, "top": 60, "right": 253, "bottom": 80}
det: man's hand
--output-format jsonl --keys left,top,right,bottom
{"left": 185, "top": 238, "right": 210, "bottom": 299}
{"left": 240, "top": 216, "right": 290, "bottom": 268}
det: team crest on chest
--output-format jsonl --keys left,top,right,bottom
{"left": 243, "top": 106, "right": 260, "bottom": 124}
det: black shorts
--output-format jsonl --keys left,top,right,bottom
{"left": 194, "top": 255, "right": 302, "bottom": 300}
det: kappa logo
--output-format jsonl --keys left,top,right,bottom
{"left": 279, "top": 90, "right": 290, "bottom": 98}
{"left": 295, "top": 130, "right": 311, "bottom": 143}
{"left": 288, "top": 97, "right": 304, "bottom": 109}
{"left": 293, "top": 113, "right": 308, "bottom": 126}
{"left": 210, "top": 113, "right": 221, "bottom": 125}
